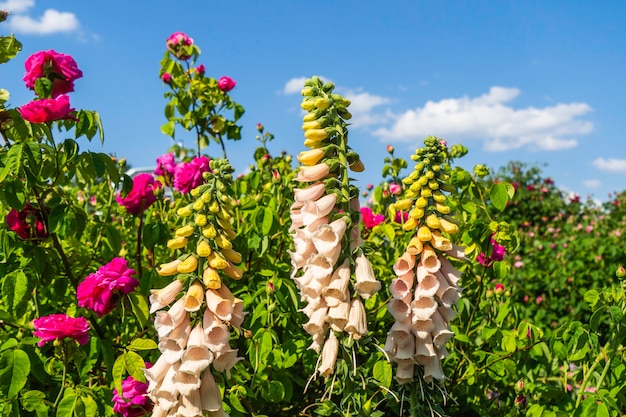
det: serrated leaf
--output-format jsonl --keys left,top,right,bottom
{"left": 0, "top": 348, "right": 30, "bottom": 399}
{"left": 128, "top": 292, "right": 149, "bottom": 328}
{"left": 128, "top": 338, "right": 158, "bottom": 352}
{"left": 372, "top": 360, "right": 392, "bottom": 388}
{"left": 123, "top": 351, "right": 146, "bottom": 383}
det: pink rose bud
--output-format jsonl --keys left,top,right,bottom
{"left": 218, "top": 76, "right": 236, "bottom": 92}
{"left": 366, "top": 183, "right": 373, "bottom": 191}
{"left": 389, "top": 182, "right": 401, "bottom": 195}
{"left": 257, "top": 123, "right": 264, "bottom": 132}
{"left": 515, "top": 379, "right": 524, "bottom": 393}
{"left": 386, "top": 144, "right": 394, "bottom": 153}
{"left": 616, "top": 265, "right": 625, "bottom": 278}
{"left": 161, "top": 73, "right": 172, "bottom": 83}
{"left": 494, "top": 283, "right": 505, "bottom": 296}
{"left": 195, "top": 64, "right": 205, "bottom": 76}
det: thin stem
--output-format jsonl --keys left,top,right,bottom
{"left": 135, "top": 213, "right": 144, "bottom": 280}
{"left": 53, "top": 344, "right": 68, "bottom": 408}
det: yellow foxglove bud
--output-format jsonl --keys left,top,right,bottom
{"left": 222, "top": 247, "right": 242, "bottom": 264}
{"left": 175, "top": 224, "right": 194, "bottom": 238}
{"left": 407, "top": 236, "right": 424, "bottom": 255}
{"left": 302, "top": 120, "right": 322, "bottom": 131}
{"left": 417, "top": 225, "right": 432, "bottom": 242}
{"left": 314, "top": 97, "right": 331, "bottom": 110}
{"left": 217, "top": 206, "right": 232, "bottom": 222}
{"left": 177, "top": 206, "right": 193, "bottom": 217}
{"left": 432, "top": 190, "right": 447, "bottom": 203}
{"left": 303, "top": 110, "right": 323, "bottom": 122}
{"left": 410, "top": 207, "right": 425, "bottom": 219}
{"left": 208, "top": 251, "right": 228, "bottom": 270}
{"left": 203, "top": 266, "right": 222, "bottom": 289}
{"left": 183, "top": 280, "right": 204, "bottom": 312}
{"left": 202, "top": 224, "right": 217, "bottom": 239}
{"left": 193, "top": 199, "right": 204, "bottom": 211}
{"left": 415, "top": 196, "right": 428, "bottom": 209}
{"left": 421, "top": 187, "right": 432, "bottom": 198}
{"left": 425, "top": 214, "right": 441, "bottom": 229}
{"left": 350, "top": 160, "right": 365, "bottom": 172}
{"left": 425, "top": 170, "right": 435, "bottom": 179}
{"left": 417, "top": 176, "right": 429, "bottom": 187}
{"left": 435, "top": 202, "right": 451, "bottom": 214}
{"left": 428, "top": 180, "right": 439, "bottom": 190}
{"left": 201, "top": 191, "right": 212, "bottom": 203}
{"left": 223, "top": 228, "right": 236, "bottom": 240}
{"left": 217, "top": 216, "right": 232, "bottom": 231}
{"left": 167, "top": 236, "right": 188, "bottom": 250}
{"left": 224, "top": 262, "right": 243, "bottom": 280}
{"left": 298, "top": 148, "right": 325, "bottom": 166}
{"left": 208, "top": 201, "right": 220, "bottom": 213}
{"left": 402, "top": 217, "right": 418, "bottom": 231}
{"left": 301, "top": 87, "right": 316, "bottom": 96}
{"left": 395, "top": 199, "right": 413, "bottom": 211}
{"left": 177, "top": 254, "right": 198, "bottom": 274}
{"left": 300, "top": 99, "right": 316, "bottom": 111}
{"left": 402, "top": 177, "right": 414, "bottom": 185}
{"left": 304, "top": 128, "right": 329, "bottom": 141}
{"left": 215, "top": 233, "right": 233, "bottom": 250}
{"left": 303, "top": 138, "right": 325, "bottom": 149}
{"left": 157, "top": 259, "right": 182, "bottom": 276}
{"left": 195, "top": 214, "right": 207, "bottom": 227}
{"left": 431, "top": 230, "right": 452, "bottom": 251}
{"left": 439, "top": 217, "right": 459, "bottom": 234}
{"left": 197, "top": 240, "right": 212, "bottom": 257}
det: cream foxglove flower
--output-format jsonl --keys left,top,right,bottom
{"left": 345, "top": 298, "right": 368, "bottom": 340}
{"left": 317, "top": 330, "right": 339, "bottom": 378}
{"left": 354, "top": 252, "right": 381, "bottom": 299}
{"left": 200, "top": 368, "right": 223, "bottom": 412}
{"left": 150, "top": 279, "right": 183, "bottom": 313}
{"left": 295, "top": 163, "right": 330, "bottom": 182}
{"left": 293, "top": 181, "right": 326, "bottom": 202}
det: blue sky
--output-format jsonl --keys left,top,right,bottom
{"left": 2, "top": 0, "right": 625, "bottom": 202}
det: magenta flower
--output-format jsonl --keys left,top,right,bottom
{"left": 195, "top": 64, "right": 205, "bottom": 76}
{"left": 6, "top": 204, "right": 48, "bottom": 240}
{"left": 477, "top": 236, "right": 506, "bottom": 267}
{"left": 23, "top": 50, "right": 83, "bottom": 97}
{"left": 18, "top": 95, "right": 75, "bottom": 124}
{"left": 217, "top": 76, "right": 236, "bottom": 92}
{"left": 154, "top": 153, "right": 177, "bottom": 179}
{"left": 117, "top": 174, "right": 161, "bottom": 215}
{"left": 166, "top": 32, "right": 194, "bottom": 60}
{"left": 394, "top": 210, "right": 409, "bottom": 224}
{"left": 33, "top": 314, "right": 90, "bottom": 347}
{"left": 77, "top": 258, "right": 139, "bottom": 317}
{"left": 161, "top": 73, "right": 172, "bottom": 83}
{"left": 112, "top": 366, "right": 153, "bottom": 417}
{"left": 173, "top": 156, "right": 211, "bottom": 194}
{"left": 360, "top": 207, "right": 384, "bottom": 229}
{"left": 389, "top": 182, "right": 402, "bottom": 195}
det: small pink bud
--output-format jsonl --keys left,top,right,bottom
{"left": 195, "top": 64, "right": 205, "bottom": 76}
{"left": 439, "top": 139, "right": 447, "bottom": 146}
{"left": 515, "top": 379, "right": 524, "bottom": 393}
{"left": 366, "top": 183, "right": 373, "bottom": 190}
{"left": 257, "top": 123, "right": 264, "bottom": 132}
{"left": 161, "top": 73, "right": 172, "bottom": 83}
{"left": 616, "top": 265, "right": 625, "bottom": 278}
{"left": 494, "top": 283, "right": 505, "bottom": 296}
{"left": 386, "top": 144, "right": 394, "bottom": 153}
{"left": 389, "top": 182, "right": 401, "bottom": 195}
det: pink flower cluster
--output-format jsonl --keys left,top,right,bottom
{"left": 112, "top": 371, "right": 153, "bottom": 417}
{"left": 6, "top": 203, "right": 48, "bottom": 240}
{"left": 33, "top": 313, "right": 90, "bottom": 347}
{"left": 117, "top": 174, "right": 162, "bottom": 215}
{"left": 154, "top": 154, "right": 211, "bottom": 194}
{"left": 166, "top": 32, "right": 194, "bottom": 60}
{"left": 18, "top": 50, "right": 82, "bottom": 124}
{"left": 77, "top": 258, "right": 139, "bottom": 317}
{"left": 360, "top": 207, "right": 384, "bottom": 229}
{"left": 477, "top": 236, "right": 506, "bottom": 267}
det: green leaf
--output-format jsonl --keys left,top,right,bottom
{"left": 1, "top": 271, "right": 28, "bottom": 313}
{"left": 127, "top": 292, "right": 150, "bottom": 328}
{"left": 123, "top": 351, "right": 146, "bottom": 383}
{"left": 56, "top": 392, "right": 78, "bottom": 417}
{"left": 489, "top": 183, "right": 510, "bottom": 211}
{"left": 372, "top": 360, "right": 392, "bottom": 388}
{"left": 128, "top": 338, "right": 158, "bottom": 352}
{"left": 262, "top": 380, "right": 285, "bottom": 403}
{"left": 0, "top": 35, "right": 23, "bottom": 64}
{"left": 21, "top": 390, "right": 49, "bottom": 417}
{"left": 0, "top": 348, "right": 30, "bottom": 399}
{"left": 261, "top": 207, "right": 274, "bottom": 235}
{"left": 608, "top": 305, "right": 623, "bottom": 323}
{"left": 80, "top": 394, "right": 98, "bottom": 417}
{"left": 112, "top": 355, "right": 125, "bottom": 399}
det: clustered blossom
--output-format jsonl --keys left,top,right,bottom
{"left": 112, "top": 370, "right": 153, "bottom": 417}
{"left": 18, "top": 94, "right": 75, "bottom": 124}
{"left": 384, "top": 136, "right": 465, "bottom": 383}
{"left": 77, "top": 258, "right": 139, "bottom": 317}
{"left": 33, "top": 313, "right": 90, "bottom": 347}
{"left": 360, "top": 206, "right": 384, "bottom": 229}
{"left": 147, "top": 159, "right": 244, "bottom": 416}
{"left": 6, "top": 203, "right": 48, "bottom": 240}
{"left": 173, "top": 156, "right": 211, "bottom": 194}
{"left": 477, "top": 235, "right": 506, "bottom": 267}
{"left": 22, "top": 49, "right": 83, "bottom": 97}
{"left": 289, "top": 77, "right": 380, "bottom": 378}
{"left": 117, "top": 173, "right": 162, "bottom": 215}
{"left": 217, "top": 76, "right": 236, "bottom": 92}
{"left": 166, "top": 32, "right": 194, "bottom": 60}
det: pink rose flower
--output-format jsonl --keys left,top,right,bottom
{"left": 166, "top": 32, "right": 194, "bottom": 60}
{"left": 117, "top": 174, "right": 161, "bottom": 215}
{"left": 477, "top": 236, "right": 506, "bottom": 267}
{"left": 360, "top": 207, "right": 384, "bottom": 229}
{"left": 23, "top": 50, "right": 83, "bottom": 97}
{"left": 18, "top": 95, "right": 75, "bottom": 124}
{"left": 6, "top": 204, "right": 48, "bottom": 240}
{"left": 77, "top": 258, "right": 139, "bottom": 317}
{"left": 112, "top": 368, "right": 153, "bottom": 417}
{"left": 161, "top": 73, "right": 172, "bottom": 83}
{"left": 389, "top": 182, "right": 401, "bottom": 195}
{"left": 217, "top": 76, "right": 236, "bottom": 92}
{"left": 173, "top": 156, "right": 211, "bottom": 194}
{"left": 394, "top": 210, "right": 409, "bottom": 223}
{"left": 154, "top": 153, "right": 177, "bottom": 178}
{"left": 195, "top": 64, "right": 205, "bottom": 76}
{"left": 33, "top": 313, "right": 90, "bottom": 347}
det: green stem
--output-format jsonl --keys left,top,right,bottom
{"left": 575, "top": 333, "right": 617, "bottom": 407}
{"left": 135, "top": 212, "right": 144, "bottom": 280}
{"left": 53, "top": 345, "right": 68, "bottom": 409}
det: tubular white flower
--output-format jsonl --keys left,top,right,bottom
{"left": 393, "top": 251, "right": 416, "bottom": 276}
{"left": 438, "top": 305, "right": 458, "bottom": 323}
{"left": 308, "top": 327, "right": 327, "bottom": 353}
{"left": 213, "top": 348, "right": 243, "bottom": 376}
{"left": 205, "top": 289, "right": 233, "bottom": 322}
{"left": 411, "top": 295, "right": 438, "bottom": 320}
{"left": 431, "top": 310, "right": 455, "bottom": 348}
{"left": 173, "top": 370, "right": 202, "bottom": 396}
{"left": 414, "top": 272, "right": 440, "bottom": 298}
{"left": 345, "top": 298, "right": 368, "bottom": 340}
{"left": 230, "top": 299, "right": 246, "bottom": 328}
{"left": 322, "top": 259, "right": 351, "bottom": 307}
{"left": 145, "top": 355, "right": 172, "bottom": 391}
{"left": 422, "top": 355, "right": 445, "bottom": 383}
{"left": 293, "top": 181, "right": 326, "bottom": 202}
{"left": 294, "top": 163, "right": 330, "bottom": 182}
{"left": 389, "top": 271, "right": 415, "bottom": 300}
{"left": 394, "top": 359, "right": 415, "bottom": 384}
{"left": 388, "top": 297, "right": 412, "bottom": 321}
{"left": 420, "top": 244, "right": 441, "bottom": 273}
{"left": 317, "top": 331, "right": 339, "bottom": 378}
{"left": 439, "top": 256, "right": 462, "bottom": 286}
{"left": 312, "top": 217, "right": 347, "bottom": 257}
{"left": 301, "top": 193, "right": 336, "bottom": 225}
{"left": 303, "top": 305, "right": 328, "bottom": 336}
{"left": 158, "top": 315, "right": 190, "bottom": 364}
{"left": 445, "top": 243, "right": 466, "bottom": 260}
{"left": 178, "top": 390, "right": 203, "bottom": 417}
{"left": 327, "top": 299, "right": 350, "bottom": 332}
{"left": 354, "top": 252, "right": 381, "bottom": 299}
{"left": 200, "top": 368, "right": 223, "bottom": 412}
{"left": 414, "top": 335, "right": 437, "bottom": 364}
{"left": 150, "top": 280, "right": 184, "bottom": 313}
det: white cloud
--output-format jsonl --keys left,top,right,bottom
{"left": 8, "top": 9, "right": 78, "bottom": 34}
{"left": 0, "top": 0, "right": 34, "bottom": 13}
{"left": 583, "top": 179, "right": 602, "bottom": 188}
{"left": 283, "top": 77, "right": 307, "bottom": 95}
{"left": 373, "top": 86, "right": 593, "bottom": 152}
{"left": 592, "top": 157, "right": 626, "bottom": 173}
{"left": 341, "top": 89, "right": 391, "bottom": 128}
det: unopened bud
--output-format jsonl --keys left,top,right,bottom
{"left": 0, "top": 10, "right": 8, "bottom": 22}
{"left": 473, "top": 164, "right": 490, "bottom": 178}
{"left": 514, "top": 394, "right": 527, "bottom": 410}
{"left": 616, "top": 265, "right": 625, "bottom": 278}
{"left": 386, "top": 144, "right": 394, "bottom": 153}
{"left": 515, "top": 379, "right": 524, "bottom": 393}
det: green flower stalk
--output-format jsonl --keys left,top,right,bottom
{"left": 385, "top": 136, "right": 465, "bottom": 383}
{"left": 289, "top": 76, "right": 380, "bottom": 379}
{"left": 146, "top": 158, "right": 245, "bottom": 416}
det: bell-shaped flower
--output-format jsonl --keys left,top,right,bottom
{"left": 422, "top": 356, "right": 445, "bottom": 383}
{"left": 158, "top": 314, "right": 190, "bottom": 364}
{"left": 349, "top": 220, "right": 363, "bottom": 251}
{"left": 414, "top": 273, "right": 440, "bottom": 298}
{"left": 393, "top": 251, "right": 416, "bottom": 276}
{"left": 200, "top": 368, "right": 223, "bottom": 412}
{"left": 317, "top": 331, "right": 339, "bottom": 378}
{"left": 144, "top": 355, "right": 171, "bottom": 392}
{"left": 438, "top": 305, "right": 457, "bottom": 323}
{"left": 388, "top": 296, "right": 412, "bottom": 321}
{"left": 446, "top": 243, "right": 466, "bottom": 260}
{"left": 294, "top": 163, "right": 330, "bottom": 182}
{"left": 213, "top": 348, "right": 242, "bottom": 377}
{"left": 302, "top": 194, "right": 336, "bottom": 225}
{"left": 354, "top": 252, "right": 381, "bottom": 299}
{"left": 394, "top": 359, "right": 415, "bottom": 384}
{"left": 150, "top": 280, "right": 183, "bottom": 313}
{"left": 389, "top": 271, "right": 414, "bottom": 300}
{"left": 345, "top": 298, "right": 368, "bottom": 340}
{"left": 303, "top": 305, "right": 328, "bottom": 336}
{"left": 149, "top": 361, "right": 180, "bottom": 401}
{"left": 180, "top": 325, "right": 213, "bottom": 375}
{"left": 230, "top": 299, "right": 246, "bottom": 328}
{"left": 430, "top": 230, "right": 452, "bottom": 251}
{"left": 154, "top": 298, "right": 187, "bottom": 338}
{"left": 312, "top": 217, "right": 347, "bottom": 259}
{"left": 420, "top": 244, "right": 441, "bottom": 273}
{"left": 414, "top": 335, "right": 437, "bottom": 364}
{"left": 411, "top": 317, "right": 435, "bottom": 337}
{"left": 439, "top": 256, "right": 462, "bottom": 286}
{"left": 293, "top": 182, "right": 326, "bottom": 203}
{"left": 183, "top": 280, "right": 204, "bottom": 312}
{"left": 327, "top": 299, "right": 350, "bottom": 332}
{"left": 411, "top": 295, "right": 437, "bottom": 321}
{"left": 205, "top": 289, "right": 233, "bottom": 321}
{"left": 178, "top": 389, "right": 203, "bottom": 417}
{"left": 430, "top": 310, "right": 454, "bottom": 348}
{"left": 322, "top": 259, "right": 350, "bottom": 307}
{"left": 173, "top": 369, "right": 201, "bottom": 396}
{"left": 388, "top": 320, "right": 413, "bottom": 349}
